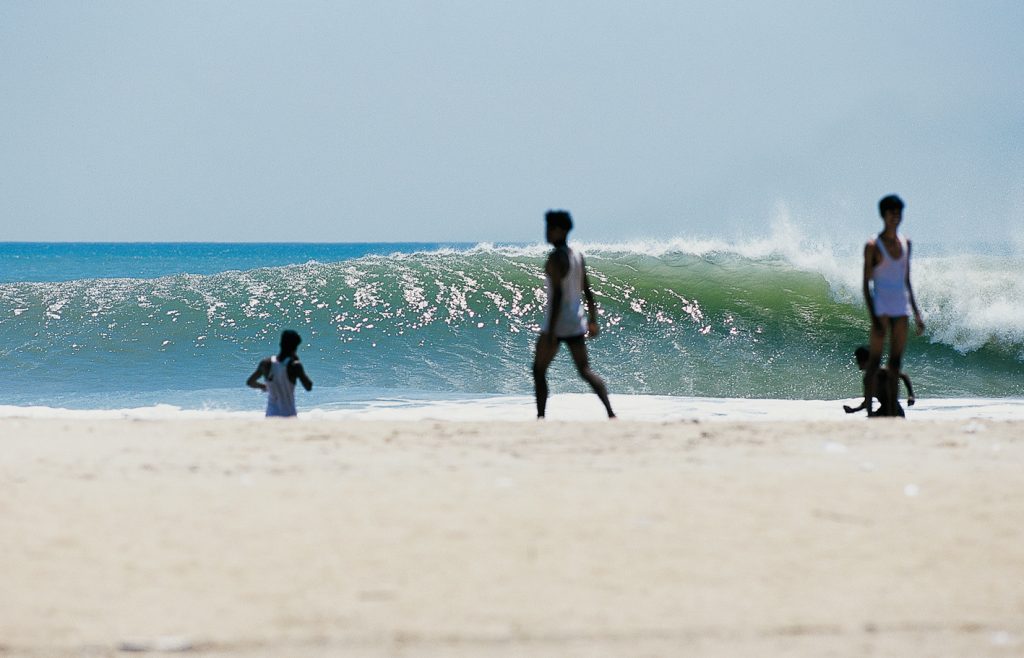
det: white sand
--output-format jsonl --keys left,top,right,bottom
{"left": 1, "top": 417, "right": 1023, "bottom": 657}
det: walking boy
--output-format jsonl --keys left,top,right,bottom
{"left": 861, "top": 195, "right": 924, "bottom": 416}
{"left": 532, "top": 210, "right": 615, "bottom": 419}
{"left": 247, "top": 329, "right": 313, "bottom": 417}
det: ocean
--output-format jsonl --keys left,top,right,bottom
{"left": 2, "top": 235, "right": 1022, "bottom": 421}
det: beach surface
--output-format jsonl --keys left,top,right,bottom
{"left": 2, "top": 417, "right": 1023, "bottom": 657}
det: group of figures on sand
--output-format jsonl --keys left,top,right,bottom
{"left": 248, "top": 197, "right": 923, "bottom": 419}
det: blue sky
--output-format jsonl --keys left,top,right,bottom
{"left": 1, "top": 1, "right": 1022, "bottom": 244}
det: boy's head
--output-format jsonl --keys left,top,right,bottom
{"left": 854, "top": 345, "right": 870, "bottom": 370}
{"left": 280, "top": 330, "right": 302, "bottom": 353}
{"left": 878, "top": 195, "right": 905, "bottom": 219}
{"left": 545, "top": 210, "right": 573, "bottom": 244}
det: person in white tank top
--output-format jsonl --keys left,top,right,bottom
{"left": 860, "top": 195, "right": 924, "bottom": 416}
{"left": 247, "top": 330, "right": 313, "bottom": 417}
{"left": 541, "top": 243, "right": 588, "bottom": 338}
{"left": 532, "top": 210, "right": 615, "bottom": 419}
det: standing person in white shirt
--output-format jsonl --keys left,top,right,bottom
{"left": 247, "top": 329, "right": 313, "bottom": 417}
{"left": 533, "top": 210, "right": 615, "bottom": 419}
{"left": 861, "top": 195, "right": 925, "bottom": 416}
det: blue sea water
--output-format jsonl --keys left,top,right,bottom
{"left": 0, "top": 242, "right": 470, "bottom": 283}
{"left": 1, "top": 232, "right": 1022, "bottom": 418}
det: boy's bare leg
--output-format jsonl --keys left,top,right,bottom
{"left": 886, "top": 317, "right": 909, "bottom": 418}
{"left": 566, "top": 340, "right": 615, "bottom": 418}
{"left": 533, "top": 337, "right": 559, "bottom": 418}
{"left": 864, "top": 320, "right": 887, "bottom": 415}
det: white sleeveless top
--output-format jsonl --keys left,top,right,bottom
{"left": 542, "top": 247, "right": 588, "bottom": 338}
{"left": 871, "top": 235, "right": 910, "bottom": 317}
{"left": 265, "top": 356, "right": 298, "bottom": 417}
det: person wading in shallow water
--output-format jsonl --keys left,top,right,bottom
{"left": 247, "top": 329, "right": 313, "bottom": 417}
{"left": 532, "top": 210, "right": 615, "bottom": 420}
{"left": 861, "top": 195, "right": 924, "bottom": 417}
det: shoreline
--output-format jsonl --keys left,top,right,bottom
{"left": 2, "top": 417, "right": 1023, "bottom": 657}
{"left": 2, "top": 393, "right": 1024, "bottom": 423}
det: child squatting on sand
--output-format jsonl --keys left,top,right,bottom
{"left": 844, "top": 345, "right": 916, "bottom": 417}
{"left": 247, "top": 330, "right": 313, "bottom": 417}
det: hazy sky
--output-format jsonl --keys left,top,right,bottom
{"left": 2, "top": 1, "right": 1021, "bottom": 244}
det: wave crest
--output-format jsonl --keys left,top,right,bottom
{"left": 1, "top": 230, "right": 1021, "bottom": 402}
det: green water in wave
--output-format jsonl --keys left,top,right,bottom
{"left": 1, "top": 248, "right": 1021, "bottom": 402}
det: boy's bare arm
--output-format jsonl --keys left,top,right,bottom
{"left": 246, "top": 360, "right": 268, "bottom": 391}
{"left": 293, "top": 361, "right": 313, "bottom": 391}
{"left": 905, "top": 240, "right": 925, "bottom": 336}
{"left": 581, "top": 257, "right": 600, "bottom": 336}
{"left": 862, "top": 240, "right": 881, "bottom": 330}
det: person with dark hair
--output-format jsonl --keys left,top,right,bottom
{"left": 844, "top": 345, "right": 915, "bottom": 416}
{"left": 861, "top": 195, "right": 924, "bottom": 416}
{"left": 532, "top": 210, "right": 615, "bottom": 419}
{"left": 247, "top": 329, "right": 313, "bottom": 417}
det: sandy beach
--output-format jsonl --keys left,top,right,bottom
{"left": 2, "top": 417, "right": 1022, "bottom": 657}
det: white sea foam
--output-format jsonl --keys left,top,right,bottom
{"left": 575, "top": 215, "right": 1024, "bottom": 358}
{"left": 913, "top": 255, "right": 1024, "bottom": 355}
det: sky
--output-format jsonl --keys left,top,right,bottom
{"left": 1, "top": 1, "right": 1022, "bottom": 244}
